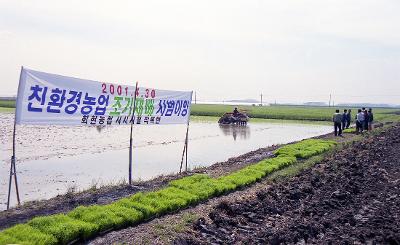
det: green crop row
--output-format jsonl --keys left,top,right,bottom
{"left": 274, "top": 139, "right": 336, "bottom": 159}
{"left": 0, "top": 139, "right": 336, "bottom": 245}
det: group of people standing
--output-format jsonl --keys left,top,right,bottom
{"left": 332, "top": 108, "right": 374, "bottom": 136}
{"left": 355, "top": 108, "right": 374, "bottom": 133}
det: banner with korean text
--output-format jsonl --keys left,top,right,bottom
{"left": 15, "top": 68, "right": 192, "bottom": 126}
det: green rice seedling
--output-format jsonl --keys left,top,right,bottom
{"left": 169, "top": 174, "right": 211, "bottom": 189}
{"left": 238, "top": 168, "right": 266, "bottom": 180}
{"left": 125, "top": 195, "right": 158, "bottom": 219}
{"left": 156, "top": 187, "right": 200, "bottom": 205}
{"left": 28, "top": 214, "right": 98, "bottom": 243}
{"left": 218, "top": 174, "right": 254, "bottom": 188}
{"left": 169, "top": 174, "right": 221, "bottom": 200}
{"left": 247, "top": 164, "right": 272, "bottom": 175}
{"left": 67, "top": 205, "right": 124, "bottom": 231}
{"left": 138, "top": 186, "right": 202, "bottom": 214}
{"left": 217, "top": 156, "right": 297, "bottom": 189}
{"left": 274, "top": 139, "right": 336, "bottom": 159}
{"left": 213, "top": 178, "right": 238, "bottom": 193}
{"left": 0, "top": 224, "right": 57, "bottom": 245}
{"left": 204, "top": 178, "right": 237, "bottom": 195}
{"left": 106, "top": 203, "right": 144, "bottom": 226}
{"left": 175, "top": 177, "right": 236, "bottom": 197}
{"left": 247, "top": 160, "right": 279, "bottom": 174}
{"left": 173, "top": 178, "right": 221, "bottom": 200}
{"left": 0, "top": 233, "right": 19, "bottom": 245}
{"left": 264, "top": 156, "right": 297, "bottom": 171}
{"left": 143, "top": 196, "right": 185, "bottom": 214}
{"left": 218, "top": 170, "right": 260, "bottom": 188}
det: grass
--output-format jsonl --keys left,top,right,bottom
{"left": 0, "top": 100, "right": 15, "bottom": 108}
{"left": 0, "top": 107, "right": 14, "bottom": 113}
{"left": 0, "top": 138, "right": 337, "bottom": 245}
{"left": 191, "top": 104, "right": 400, "bottom": 122}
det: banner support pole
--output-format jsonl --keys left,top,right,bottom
{"left": 185, "top": 123, "right": 189, "bottom": 172}
{"left": 179, "top": 125, "right": 188, "bottom": 174}
{"left": 179, "top": 91, "right": 193, "bottom": 173}
{"left": 7, "top": 66, "right": 23, "bottom": 210}
{"left": 128, "top": 82, "right": 139, "bottom": 185}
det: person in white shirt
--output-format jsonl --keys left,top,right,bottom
{"left": 356, "top": 109, "right": 365, "bottom": 134}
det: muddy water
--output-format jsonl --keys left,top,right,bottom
{"left": 0, "top": 113, "right": 331, "bottom": 210}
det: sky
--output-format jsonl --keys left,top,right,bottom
{"left": 0, "top": 0, "right": 399, "bottom": 105}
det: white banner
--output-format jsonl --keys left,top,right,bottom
{"left": 15, "top": 67, "right": 192, "bottom": 126}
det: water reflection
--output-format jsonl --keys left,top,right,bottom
{"left": 1, "top": 113, "right": 333, "bottom": 210}
{"left": 219, "top": 124, "right": 250, "bottom": 140}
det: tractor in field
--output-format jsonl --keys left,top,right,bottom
{"left": 218, "top": 109, "right": 249, "bottom": 125}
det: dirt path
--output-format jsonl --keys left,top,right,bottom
{"left": 175, "top": 125, "right": 400, "bottom": 244}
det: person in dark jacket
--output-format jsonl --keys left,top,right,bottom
{"left": 341, "top": 109, "right": 348, "bottom": 131}
{"left": 368, "top": 108, "right": 374, "bottom": 130}
{"left": 346, "top": 109, "right": 351, "bottom": 128}
{"left": 333, "top": 109, "right": 343, "bottom": 136}
{"left": 363, "top": 108, "right": 369, "bottom": 130}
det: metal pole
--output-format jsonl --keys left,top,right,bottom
{"left": 7, "top": 66, "right": 23, "bottom": 210}
{"left": 129, "top": 82, "right": 139, "bottom": 185}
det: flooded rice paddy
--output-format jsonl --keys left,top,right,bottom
{"left": 0, "top": 113, "right": 331, "bottom": 210}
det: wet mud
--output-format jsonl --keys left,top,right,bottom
{"left": 179, "top": 125, "right": 400, "bottom": 244}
